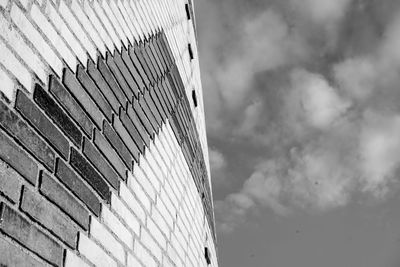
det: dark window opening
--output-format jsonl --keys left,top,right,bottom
{"left": 188, "top": 43, "right": 194, "bottom": 60}
{"left": 185, "top": 4, "right": 191, "bottom": 20}
{"left": 205, "top": 247, "right": 211, "bottom": 265}
{"left": 192, "top": 89, "right": 198, "bottom": 107}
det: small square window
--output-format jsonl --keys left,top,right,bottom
{"left": 192, "top": 89, "right": 198, "bottom": 107}
{"left": 185, "top": 4, "right": 191, "bottom": 20}
{"left": 204, "top": 247, "right": 211, "bottom": 265}
{"left": 188, "top": 44, "right": 194, "bottom": 60}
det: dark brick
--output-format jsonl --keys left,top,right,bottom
{"left": 113, "top": 116, "right": 140, "bottom": 162}
{"left": 77, "top": 65, "right": 113, "bottom": 122}
{"left": 139, "top": 96, "right": 158, "bottom": 132}
{"left": 153, "top": 84, "right": 169, "bottom": 117}
{"left": 0, "top": 236, "right": 45, "bottom": 267}
{"left": 15, "top": 91, "right": 69, "bottom": 160}
{"left": 148, "top": 41, "right": 163, "bottom": 77}
{"left": 114, "top": 52, "right": 139, "bottom": 98}
{"left": 0, "top": 203, "right": 63, "bottom": 266}
{"left": 129, "top": 46, "right": 150, "bottom": 87}
{"left": 159, "top": 80, "right": 173, "bottom": 113}
{"left": 155, "top": 37, "right": 170, "bottom": 71}
{"left": 145, "top": 89, "right": 162, "bottom": 124}
{"left": 93, "top": 129, "right": 126, "bottom": 180}
{"left": 21, "top": 188, "right": 78, "bottom": 248}
{"left": 132, "top": 99, "right": 154, "bottom": 137}
{"left": 97, "top": 58, "right": 127, "bottom": 107}
{"left": 106, "top": 54, "right": 133, "bottom": 102}
{"left": 63, "top": 68, "right": 103, "bottom": 129}
{"left": 133, "top": 44, "right": 155, "bottom": 84}
{"left": 126, "top": 104, "right": 150, "bottom": 147}
{"left": 83, "top": 137, "right": 120, "bottom": 189}
{"left": 40, "top": 172, "right": 89, "bottom": 230}
{"left": 33, "top": 84, "right": 82, "bottom": 147}
{"left": 0, "top": 100, "right": 55, "bottom": 171}
{"left": 0, "top": 159, "right": 22, "bottom": 203}
{"left": 159, "top": 33, "right": 174, "bottom": 67}
{"left": 0, "top": 130, "right": 37, "bottom": 185}
{"left": 120, "top": 110, "right": 146, "bottom": 153}
{"left": 50, "top": 76, "right": 93, "bottom": 137}
{"left": 70, "top": 148, "right": 111, "bottom": 202}
{"left": 87, "top": 59, "right": 120, "bottom": 114}
{"left": 151, "top": 38, "right": 167, "bottom": 74}
{"left": 121, "top": 49, "right": 146, "bottom": 91}
{"left": 55, "top": 159, "right": 100, "bottom": 216}
{"left": 103, "top": 121, "right": 132, "bottom": 169}
{"left": 141, "top": 43, "right": 159, "bottom": 80}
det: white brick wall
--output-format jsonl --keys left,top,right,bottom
{"left": 78, "top": 233, "right": 117, "bottom": 267}
{"left": 101, "top": 205, "right": 134, "bottom": 249}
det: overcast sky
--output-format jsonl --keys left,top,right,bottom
{"left": 195, "top": 0, "right": 400, "bottom": 266}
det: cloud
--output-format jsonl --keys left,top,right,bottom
{"left": 209, "top": 148, "right": 228, "bottom": 186}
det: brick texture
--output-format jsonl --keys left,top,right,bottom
{"left": 0, "top": 1, "right": 218, "bottom": 266}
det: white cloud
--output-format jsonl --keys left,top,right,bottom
{"left": 209, "top": 148, "right": 228, "bottom": 187}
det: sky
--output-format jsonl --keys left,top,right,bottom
{"left": 195, "top": 0, "right": 400, "bottom": 266}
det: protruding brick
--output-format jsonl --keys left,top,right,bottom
{"left": 0, "top": 203, "right": 63, "bottom": 266}
{"left": 77, "top": 65, "right": 112, "bottom": 122}
{"left": 63, "top": 68, "right": 103, "bottom": 129}
{"left": 106, "top": 53, "right": 134, "bottom": 101}
{"left": 127, "top": 103, "right": 151, "bottom": 146}
{"left": 87, "top": 59, "right": 120, "bottom": 114}
{"left": 55, "top": 159, "right": 100, "bottom": 216}
{"left": 70, "top": 148, "right": 111, "bottom": 202}
{"left": 0, "top": 159, "right": 22, "bottom": 203}
{"left": 50, "top": 76, "right": 93, "bottom": 137}
{"left": 40, "top": 172, "right": 89, "bottom": 230}
{"left": 113, "top": 116, "right": 140, "bottom": 162}
{"left": 98, "top": 58, "right": 127, "bottom": 107}
{"left": 0, "top": 100, "right": 55, "bottom": 171}
{"left": 15, "top": 90, "right": 69, "bottom": 160}
{"left": 83, "top": 137, "right": 120, "bottom": 189}
{"left": 94, "top": 129, "right": 127, "bottom": 180}
{"left": 113, "top": 52, "right": 140, "bottom": 98}
{"left": 0, "top": 129, "right": 37, "bottom": 185}
{"left": 33, "top": 84, "right": 82, "bottom": 147}
{"left": 103, "top": 121, "right": 133, "bottom": 169}
{"left": 21, "top": 188, "right": 79, "bottom": 248}
{"left": 0, "top": 236, "right": 45, "bottom": 267}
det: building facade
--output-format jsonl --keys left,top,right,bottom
{"left": 0, "top": 0, "right": 217, "bottom": 266}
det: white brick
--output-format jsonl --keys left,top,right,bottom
{"left": 127, "top": 172, "right": 152, "bottom": 212}
{"left": 83, "top": 0, "right": 114, "bottom": 53}
{"left": 141, "top": 228, "right": 162, "bottom": 260}
{"left": 46, "top": 1, "right": 87, "bottom": 67}
{"left": 127, "top": 253, "right": 143, "bottom": 267}
{"left": 78, "top": 233, "right": 117, "bottom": 267}
{"left": 70, "top": 0, "right": 105, "bottom": 58}
{"left": 102, "top": 205, "right": 134, "bottom": 249}
{"left": 0, "top": 40, "right": 31, "bottom": 93}
{"left": 160, "top": 187, "right": 175, "bottom": 217}
{"left": 156, "top": 198, "right": 174, "bottom": 229}
{"left": 163, "top": 255, "right": 174, "bottom": 267}
{"left": 109, "top": 0, "right": 133, "bottom": 43}
{"left": 0, "top": 67, "right": 14, "bottom": 101}
{"left": 147, "top": 217, "right": 166, "bottom": 249}
{"left": 121, "top": 0, "right": 140, "bottom": 41}
{"left": 0, "top": 13, "right": 47, "bottom": 83}
{"left": 10, "top": 4, "right": 63, "bottom": 77}
{"left": 102, "top": 0, "right": 128, "bottom": 48}
{"left": 141, "top": 157, "right": 160, "bottom": 191}
{"left": 119, "top": 183, "right": 146, "bottom": 223}
{"left": 111, "top": 192, "right": 140, "bottom": 235}
{"left": 132, "top": 166, "right": 156, "bottom": 201}
{"left": 116, "top": 0, "right": 136, "bottom": 43}
{"left": 151, "top": 206, "right": 170, "bottom": 237}
{"left": 30, "top": 3, "right": 76, "bottom": 72}
{"left": 64, "top": 250, "right": 90, "bottom": 267}
{"left": 167, "top": 244, "right": 184, "bottom": 267}
{"left": 92, "top": 0, "right": 121, "bottom": 52}
{"left": 90, "top": 217, "right": 125, "bottom": 263}
{"left": 135, "top": 241, "right": 157, "bottom": 267}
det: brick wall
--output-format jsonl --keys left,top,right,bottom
{"left": 0, "top": 0, "right": 217, "bottom": 266}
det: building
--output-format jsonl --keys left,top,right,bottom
{"left": 0, "top": 0, "right": 217, "bottom": 266}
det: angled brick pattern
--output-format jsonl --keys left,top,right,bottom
{"left": 0, "top": 0, "right": 218, "bottom": 266}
